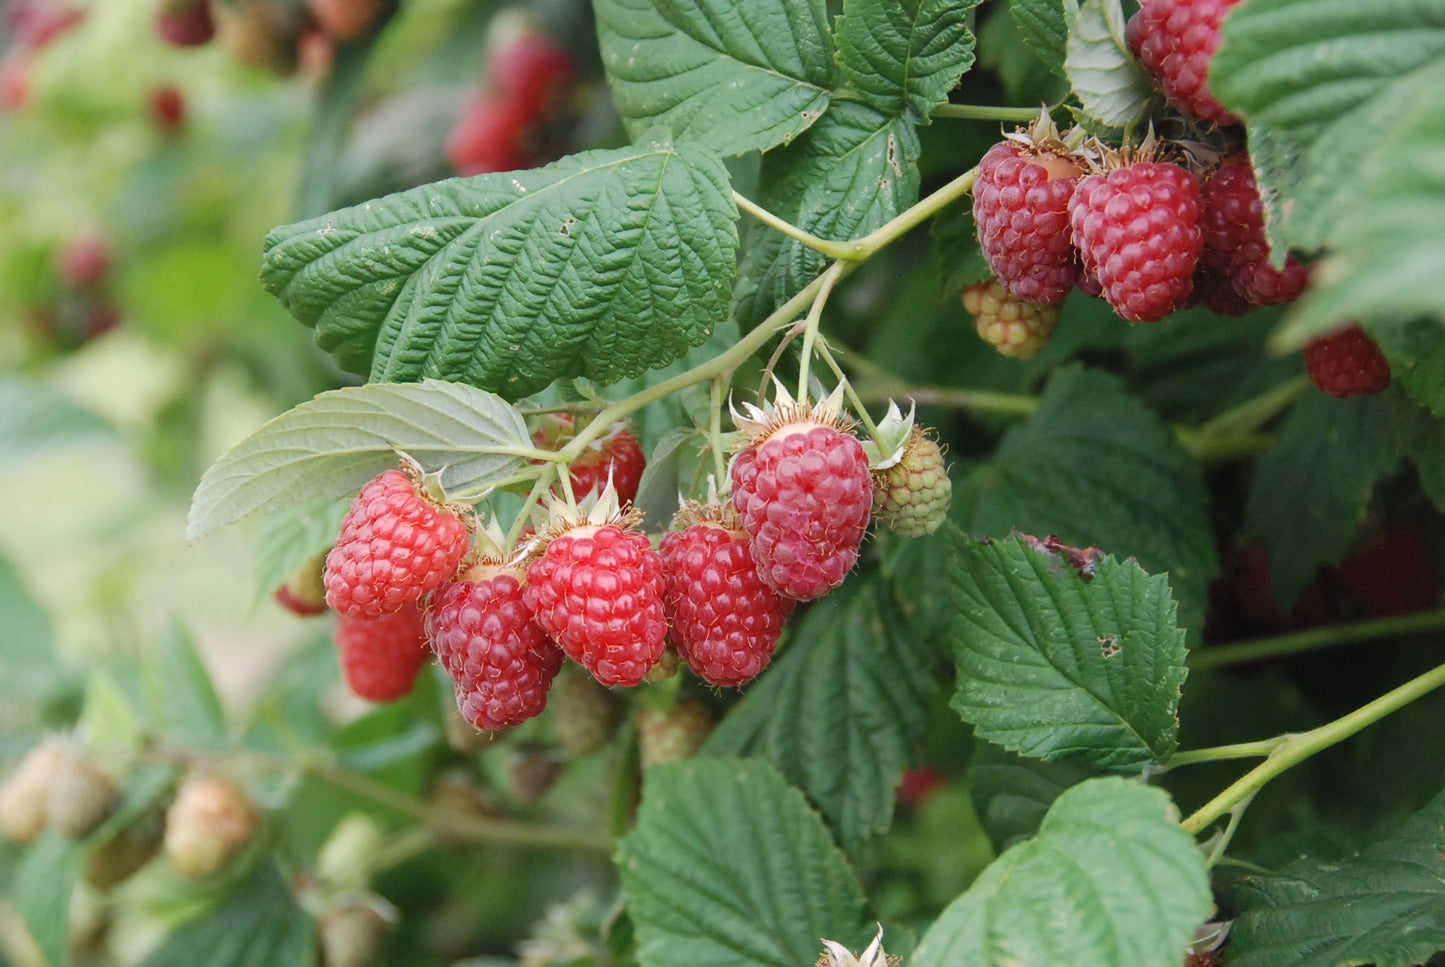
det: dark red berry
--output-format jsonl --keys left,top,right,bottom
{"left": 445, "top": 95, "right": 532, "bottom": 176}
{"left": 148, "top": 84, "right": 187, "bottom": 133}
{"left": 524, "top": 524, "right": 667, "bottom": 686}
{"left": 1069, "top": 159, "right": 1202, "bottom": 323}
{"left": 487, "top": 31, "right": 574, "bottom": 118}
{"left": 335, "top": 601, "right": 430, "bottom": 702}
{"left": 973, "top": 140, "right": 1083, "bottom": 305}
{"left": 660, "top": 515, "right": 793, "bottom": 687}
{"left": 1337, "top": 525, "right": 1439, "bottom": 617}
{"left": 1127, "top": 0, "right": 1243, "bottom": 126}
{"left": 1302, "top": 324, "right": 1391, "bottom": 398}
{"left": 1199, "top": 151, "right": 1309, "bottom": 306}
{"left": 154, "top": 0, "right": 215, "bottom": 47}
{"left": 427, "top": 570, "right": 563, "bottom": 731}
{"left": 533, "top": 415, "right": 646, "bottom": 506}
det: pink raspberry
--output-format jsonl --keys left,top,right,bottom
{"left": 427, "top": 570, "right": 563, "bottom": 731}
{"left": 730, "top": 420, "right": 872, "bottom": 601}
{"left": 1198, "top": 150, "right": 1310, "bottom": 306}
{"left": 973, "top": 140, "right": 1083, "bottom": 305}
{"left": 1127, "top": 0, "right": 1243, "bottom": 126}
{"left": 532, "top": 414, "right": 646, "bottom": 506}
{"left": 524, "top": 524, "right": 667, "bottom": 686}
{"left": 335, "top": 601, "right": 430, "bottom": 702}
{"left": 660, "top": 513, "right": 794, "bottom": 687}
{"left": 1069, "top": 159, "right": 1202, "bottom": 323}
{"left": 324, "top": 468, "right": 470, "bottom": 619}
{"left": 1302, "top": 324, "right": 1391, "bottom": 399}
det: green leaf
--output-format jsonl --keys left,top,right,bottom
{"left": 261, "top": 140, "right": 738, "bottom": 397}
{"left": 946, "top": 530, "right": 1188, "bottom": 770}
{"left": 951, "top": 367, "right": 1217, "bottom": 632}
{"left": 911, "top": 778, "right": 1211, "bottom": 967}
{"left": 733, "top": 103, "right": 920, "bottom": 326}
{"left": 145, "top": 622, "right": 229, "bottom": 751}
{"left": 834, "top": 0, "right": 979, "bottom": 120}
{"left": 250, "top": 497, "right": 350, "bottom": 606}
{"left": 0, "top": 377, "right": 114, "bottom": 469}
{"left": 0, "top": 551, "right": 62, "bottom": 703}
{"left": 617, "top": 758, "right": 873, "bottom": 967}
{"left": 1063, "top": 0, "right": 1153, "bottom": 129}
{"left": 1009, "top": 0, "right": 1069, "bottom": 75}
{"left": 186, "top": 380, "right": 529, "bottom": 538}
{"left": 1224, "top": 787, "right": 1445, "bottom": 967}
{"left": 1390, "top": 388, "right": 1445, "bottom": 514}
{"left": 631, "top": 427, "right": 705, "bottom": 531}
{"left": 702, "top": 580, "right": 936, "bottom": 855}
{"left": 1210, "top": 0, "right": 1445, "bottom": 256}
{"left": 595, "top": 0, "right": 834, "bottom": 155}
{"left": 1372, "top": 318, "right": 1445, "bottom": 417}
{"left": 966, "top": 739, "right": 1097, "bottom": 852}
{"left": 13, "top": 831, "right": 79, "bottom": 967}
{"left": 1243, "top": 389, "right": 1402, "bottom": 607}
{"left": 135, "top": 862, "right": 315, "bottom": 967}
{"left": 1274, "top": 60, "right": 1445, "bottom": 343}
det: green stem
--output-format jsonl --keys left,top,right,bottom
{"left": 1177, "top": 376, "right": 1309, "bottom": 461}
{"left": 1189, "top": 609, "right": 1445, "bottom": 672}
{"left": 848, "top": 165, "right": 979, "bottom": 259}
{"left": 709, "top": 377, "right": 728, "bottom": 484}
{"left": 1205, "top": 793, "right": 1254, "bottom": 869}
{"left": 795, "top": 260, "right": 847, "bottom": 401}
{"left": 304, "top": 757, "right": 614, "bottom": 853}
{"left": 1181, "top": 661, "right": 1445, "bottom": 833}
{"left": 931, "top": 104, "right": 1046, "bottom": 123}
{"left": 854, "top": 380, "right": 1040, "bottom": 417}
{"left": 815, "top": 340, "right": 883, "bottom": 445}
{"left": 733, "top": 191, "right": 857, "bottom": 260}
{"left": 1162, "top": 738, "right": 1282, "bottom": 771}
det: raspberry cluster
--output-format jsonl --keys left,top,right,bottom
{"left": 446, "top": 21, "right": 576, "bottom": 176}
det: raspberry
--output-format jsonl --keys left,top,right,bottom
{"left": 1126, "top": 0, "right": 1243, "bottom": 126}
{"left": 335, "top": 601, "right": 430, "bottom": 702}
{"left": 1069, "top": 159, "right": 1202, "bottom": 322}
{"left": 426, "top": 569, "right": 563, "bottom": 732}
{"left": 730, "top": 408, "right": 873, "bottom": 601}
{"left": 46, "top": 749, "right": 118, "bottom": 839}
{"left": 324, "top": 467, "right": 470, "bottom": 619}
{"left": 659, "top": 510, "right": 794, "bottom": 687}
{"left": 1199, "top": 151, "right": 1309, "bottom": 306}
{"left": 446, "top": 94, "right": 532, "bottom": 176}
{"left": 276, "top": 552, "right": 328, "bottom": 616}
{"left": 1190, "top": 261, "right": 1253, "bottom": 317}
{"left": 973, "top": 138, "right": 1083, "bottom": 305}
{"left": 551, "top": 669, "right": 624, "bottom": 756}
{"left": 962, "top": 278, "right": 1061, "bottom": 358}
{"left": 1302, "top": 324, "right": 1391, "bottom": 398}
{"left": 1337, "top": 525, "right": 1439, "bottom": 617}
{"left": 872, "top": 426, "right": 952, "bottom": 537}
{"left": 148, "top": 83, "right": 187, "bottom": 134}
{"left": 56, "top": 234, "right": 111, "bottom": 289}
{"left": 524, "top": 523, "right": 668, "bottom": 686}
{"left": 306, "top": 0, "right": 385, "bottom": 42}
{"left": 0, "top": 738, "right": 65, "bottom": 843}
{"left": 154, "top": 0, "right": 214, "bottom": 47}
{"left": 506, "top": 744, "right": 564, "bottom": 803}
{"left": 533, "top": 414, "right": 647, "bottom": 507}
{"left": 638, "top": 700, "right": 715, "bottom": 769}
{"left": 487, "top": 30, "right": 575, "bottom": 118}
{"left": 163, "top": 773, "right": 260, "bottom": 879}
{"left": 86, "top": 805, "right": 165, "bottom": 889}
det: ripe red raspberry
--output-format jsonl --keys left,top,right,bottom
{"left": 1126, "top": 0, "right": 1243, "bottom": 126}
{"left": 872, "top": 426, "right": 952, "bottom": 537}
{"left": 730, "top": 410, "right": 872, "bottom": 601}
{"left": 973, "top": 139, "right": 1083, "bottom": 305}
{"left": 335, "top": 601, "right": 430, "bottom": 702}
{"left": 1199, "top": 151, "right": 1309, "bottom": 306}
{"left": 148, "top": 83, "right": 187, "bottom": 134}
{"left": 154, "top": 0, "right": 215, "bottom": 47}
{"left": 1069, "top": 159, "right": 1202, "bottom": 322}
{"left": 426, "top": 568, "right": 563, "bottom": 731}
{"left": 660, "top": 509, "right": 794, "bottom": 687}
{"left": 324, "top": 467, "right": 470, "bottom": 619}
{"left": 1190, "top": 262, "right": 1253, "bottom": 317}
{"left": 524, "top": 523, "right": 667, "bottom": 686}
{"left": 445, "top": 94, "right": 532, "bottom": 176}
{"left": 487, "top": 30, "right": 575, "bottom": 118}
{"left": 533, "top": 414, "right": 647, "bottom": 507}
{"left": 1337, "top": 525, "right": 1439, "bottom": 617}
{"left": 1302, "top": 324, "right": 1391, "bottom": 398}
{"left": 962, "top": 277, "right": 1061, "bottom": 358}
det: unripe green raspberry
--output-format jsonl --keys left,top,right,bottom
{"left": 551, "top": 668, "right": 624, "bottom": 757}
{"left": 47, "top": 750, "right": 119, "bottom": 839}
{"left": 872, "top": 427, "right": 951, "bottom": 537}
{"left": 163, "top": 773, "right": 260, "bottom": 878}
{"left": 86, "top": 804, "right": 165, "bottom": 889}
{"left": 0, "top": 739, "right": 66, "bottom": 843}
{"left": 962, "top": 278, "right": 1060, "bottom": 359}
{"left": 638, "top": 700, "right": 715, "bottom": 770}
